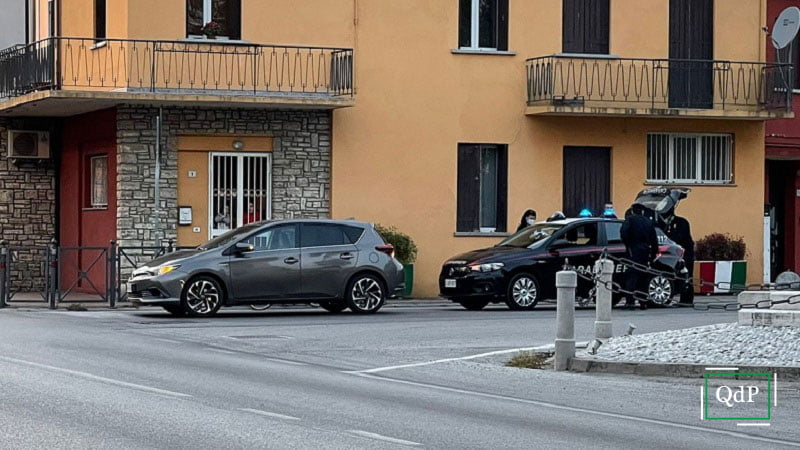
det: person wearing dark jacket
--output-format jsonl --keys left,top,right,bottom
{"left": 620, "top": 204, "right": 659, "bottom": 310}
{"left": 516, "top": 209, "right": 537, "bottom": 232}
{"left": 665, "top": 213, "right": 694, "bottom": 304}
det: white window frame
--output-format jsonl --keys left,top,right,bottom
{"left": 208, "top": 152, "right": 272, "bottom": 239}
{"left": 462, "top": 0, "right": 498, "bottom": 51}
{"left": 187, "top": 0, "right": 232, "bottom": 40}
{"left": 646, "top": 133, "right": 733, "bottom": 185}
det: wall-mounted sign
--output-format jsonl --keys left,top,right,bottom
{"left": 179, "top": 206, "right": 193, "bottom": 225}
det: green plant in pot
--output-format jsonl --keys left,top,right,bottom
{"left": 695, "top": 233, "right": 747, "bottom": 294}
{"left": 374, "top": 224, "right": 418, "bottom": 297}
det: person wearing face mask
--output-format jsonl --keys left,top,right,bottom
{"left": 516, "top": 209, "right": 537, "bottom": 231}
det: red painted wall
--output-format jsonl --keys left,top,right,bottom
{"left": 59, "top": 109, "right": 117, "bottom": 295}
{"left": 767, "top": 0, "right": 800, "bottom": 155}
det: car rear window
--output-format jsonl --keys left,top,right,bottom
{"left": 342, "top": 225, "right": 364, "bottom": 244}
{"left": 301, "top": 224, "right": 350, "bottom": 247}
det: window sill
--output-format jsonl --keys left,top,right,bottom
{"left": 793, "top": 89, "right": 800, "bottom": 95}
{"left": 82, "top": 207, "right": 108, "bottom": 211}
{"left": 644, "top": 182, "right": 737, "bottom": 187}
{"left": 451, "top": 48, "right": 516, "bottom": 56}
{"left": 91, "top": 40, "right": 108, "bottom": 50}
{"left": 182, "top": 37, "right": 251, "bottom": 45}
{"left": 554, "top": 52, "right": 620, "bottom": 59}
{"left": 454, "top": 232, "right": 510, "bottom": 237}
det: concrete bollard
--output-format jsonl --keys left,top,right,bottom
{"left": 594, "top": 259, "right": 614, "bottom": 341}
{"left": 555, "top": 270, "right": 577, "bottom": 371}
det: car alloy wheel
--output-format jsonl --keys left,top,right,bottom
{"left": 249, "top": 304, "right": 272, "bottom": 311}
{"left": 182, "top": 277, "right": 223, "bottom": 316}
{"left": 346, "top": 275, "right": 385, "bottom": 314}
{"left": 505, "top": 273, "right": 539, "bottom": 311}
{"left": 648, "top": 275, "right": 673, "bottom": 306}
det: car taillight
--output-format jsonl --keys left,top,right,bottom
{"left": 376, "top": 244, "right": 395, "bottom": 259}
{"left": 657, "top": 244, "right": 670, "bottom": 258}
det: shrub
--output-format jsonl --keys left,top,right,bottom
{"left": 695, "top": 233, "right": 746, "bottom": 261}
{"left": 505, "top": 351, "right": 549, "bottom": 369}
{"left": 374, "top": 224, "right": 418, "bottom": 265}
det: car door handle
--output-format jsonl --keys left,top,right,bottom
{"left": 284, "top": 257, "right": 299, "bottom": 265}
{"left": 340, "top": 252, "right": 354, "bottom": 260}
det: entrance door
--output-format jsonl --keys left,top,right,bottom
{"left": 209, "top": 152, "right": 271, "bottom": 238}
{"left": 562, "top": 146, "right": 611, "bottom": 217}
{"left": 669, "top": 0, "right": 713, "bottom": 108}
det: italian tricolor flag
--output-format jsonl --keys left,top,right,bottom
{"left": 695, "top": 261, "right": 747, "bottom": 294}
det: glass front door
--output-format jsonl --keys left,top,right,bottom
{"left": 209, "top": 152, "right": 271, "bottom": 238}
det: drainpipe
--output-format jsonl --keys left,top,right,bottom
{"left": 154, "top": 107, "right": 162, "bottom": 246}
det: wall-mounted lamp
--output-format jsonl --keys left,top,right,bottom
{"left": 232, "top": 140, "right": 244, "bottom": 151}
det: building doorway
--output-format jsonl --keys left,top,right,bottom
{"left": 562, "top": 146, "right": 611, "bottom": 217}
{"left": 669, "top": 0, "right": 713, "bottom": 109}
{"left": 766, "top": 160, "right": 800, "bottom": 279}
{"left": 209, "top": 152, "right": 272, "bottom": 238}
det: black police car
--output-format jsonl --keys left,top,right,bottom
{"left": 439, "top": 218, "right": 687, "bottom": 311}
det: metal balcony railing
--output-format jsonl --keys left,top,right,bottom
{"left": 0, "top": 37, "right": 354, "bottom": 99}
{"left": 526, "top": 55, "right": 792, "bottom": 113}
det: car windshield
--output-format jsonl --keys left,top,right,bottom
{"left": 497, "top": 223, "right": 563, "bottom": 248}
{"left": 198, "top": 222, "right": 266, "bottom": 250}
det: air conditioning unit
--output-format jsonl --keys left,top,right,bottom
{"left": 7, "top": 130, "right": 50, "bottom": 159}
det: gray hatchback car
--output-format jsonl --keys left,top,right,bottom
{"left": 127, "top": 219, "right": 405, "bottom": 316}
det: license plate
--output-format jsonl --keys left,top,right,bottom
{"left": 445, "top": 279, "right": 456, "bottom": 288}
{"left": 127, "top": 282, "right": 136, "bottom": 293}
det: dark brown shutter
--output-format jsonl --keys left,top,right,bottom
{"left": 562, "top": 0, "right": 584, "bottom": 53}
{"left": 495, "top": 145, "right": 508, "bottom": 232}
{"left": 227, "top": 0, "right": 242, "bottom": 40}
{"left": 458, "top": 0, "right": 472, "bottom": 48}
{"left": 585, "top": 0, "right": 609, "bottom": 54}
{"left": 497, "top": 0, "right": 509, "bottom": 51}
{"left": 457, "top": 144, "right": 481, "bottom": 232}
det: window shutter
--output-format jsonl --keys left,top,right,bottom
{"left": 227, "top": 0, "right": 242, "bottom": 40}
{"left": 562, "top": 0, "right": 583, "bottom": 53}
{"left": 457, "top": 144, "right": 481, "bottom": 232}
{"left": 458, "top": 0, "right": 472, "bottom": 48}
{"left": 497, "top": 0, "right": 509, "bottom": 51}
{"left": 585, "top": 0, "right": 609, "bottom": 54}
{"left": 495, "top": 146, "right": 508, "bottom": 232}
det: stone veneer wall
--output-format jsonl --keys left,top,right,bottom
{"left": 0, "top": 119, "right": 57, "bottom": 290}
{"left": 116, "top": 107, "right": 332, "bottom": 247}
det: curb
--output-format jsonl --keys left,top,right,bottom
{"left": 569, "top": 357, "right": 800, "bottom": 380}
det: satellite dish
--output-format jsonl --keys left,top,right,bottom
{"left": 772, "top": 6, "right": 800, "bottom": 49}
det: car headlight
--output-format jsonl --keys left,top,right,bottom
{"left": 157, "top": 264, "right": 180, "bottom": 276}
{"left": 469, "top": 262, "right": 504, "bottom": 272}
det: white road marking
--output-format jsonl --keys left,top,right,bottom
{"left": 705, "top": 367, "right": 738, "bottom": 371}
{"left": 263, "top": 357, "right": 308, "bottom": 366}
{"left": 208, "top": 348, "right": 235, "bottom": 355}
{"left": 775, "top": 373, "right": 778, "bottom": 407}
{"left": 352, "top": 372, "right": 800, "bottom": 448}
{"left": 239, "top": 408, "right": 301, "bottom": 421}
{"left": 347, "top": 430, "right": 422, "bottom": 447}
{"left": 0, "top": 355, "right": 192, "bottom": 399}
{"left": 352, "top": 344, "right": 587, "bottom": 374}
{"left": 700, "top": 386, "right": 704, "bottom": 420}
{"left": 737, "top": 423, "right": 771, "bottom": 427}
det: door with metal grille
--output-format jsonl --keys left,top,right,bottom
{"left": 209, "top": 152, "right": 272, "bottom": 238}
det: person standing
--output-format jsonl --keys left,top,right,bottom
{"left": 620, "top": 204, "right": 659, "bottom": 310}
{"left": 244, "top": 202, "right": 261, "bottom": 224}
{"left": 602, "top": 203, "right": 618, "bottom": 219}
{"left": 666, "top": 212, "right": 694, "bottom": 303}
{"left": 516, "top": 209, "right": 537, "bottom": 231}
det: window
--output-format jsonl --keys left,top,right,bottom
{"left": 457, "top": 144, "right": 508, "bottom": 233}
{"left": 89, "top": 155, "right": 108, "bottom": 208}
{"left": 246, "top": 225, "right": 297, "bottom": 251}
{"left": 301, "top": 224, "right": 352, "bottom": 248}
{"left": 342, "top": 226, "right": 365, "bottom": 244}
{"left": 560, "top": 223, "right": 598, "bottom": 247}
{"left": 604, "top": 222, "right": 623, "bottom": 245}
{"left": 187, "top": 0, "right": 241, "bottom": 40}
{"left": 210, "top": 153, "right": 271, "bottom": 238}
{"left": 646, "top": 133, "right": 733, "bottom": 184}
{"left": 458, "top": 0, "right": 509, "bottom": 51}
{"left": 95, "top": 0, "right": 106, "bottom": 39}
{"left": 562, "top": 0, "right": 610, "bottom": 54}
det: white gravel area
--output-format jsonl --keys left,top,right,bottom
{"left": 587, "top": 323, "right": 800, "bottom": 367}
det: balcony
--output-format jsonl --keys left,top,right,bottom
{"left": 525, "top": 55, "right": 793, "bottom": 120}
{"left": 0, "top": 37, "right": 354, "bottom": 116}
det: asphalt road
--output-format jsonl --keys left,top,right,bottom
{"left": 0, "top": 303, "right": 798, "bottom": 449}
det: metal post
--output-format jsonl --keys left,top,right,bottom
{"left": 0, "top": 240, "right": 8, "bottom": 308}
{"left": 167, "top": 238, "right": 175, "bottom": 253}
{"left": 594, "top": 258, "right": 614, "bottom": 341}
{"left": 555, "top": 270, "right": 577, "bottom": 371}
{"left": 108, "top": 240, "right": 117, "bottom": 308}
{"left": 154, "top": 107, "right": 163, "bottom": 246}
{"left": 48, "top": 239, "right": 58, "bottom": 310}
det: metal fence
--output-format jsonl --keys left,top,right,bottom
{"left": 526, "top": 55, "right": 793, "bottom": 112}
{"left": 0, "top": 240, "right": 191, "bottom": 309}
{"left": 0, "top": 37, "right": 354, "bottom": 99}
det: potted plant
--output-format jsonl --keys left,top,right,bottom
{"left": 201, "top": 21, "right": 222, "bottom": 39}
{"left": 694, "top": 233, "right": 747, "bottom": 294}
{"left": 374, "top": 224, "right": 418, "bottom": 297}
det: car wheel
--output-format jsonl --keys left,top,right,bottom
{"left": 181, "top": 276, "right": 224, "bottom": 317}
{"left": 505, "top": 273, "right": 540, "bottom": 311}
{"left": 162, "top": 305, "right": 185, "bottom": 316}
{"left": 249, "top": 304, "right": 272, "bottom": 311}
{"left": 319, "top": 301, "right": 347, "bottom": 313}
{"left": 345, "top": 274, "right": 385, "bottom": 314}
{"left": 647, "top": 275, "right": 674, "bottom": 306}
{"left": 457, "top": 298, "right": 489, "bottom": 311}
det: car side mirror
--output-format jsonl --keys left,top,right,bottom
{"left": 234, "top": 242, "right": 254, "bottom": 254}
